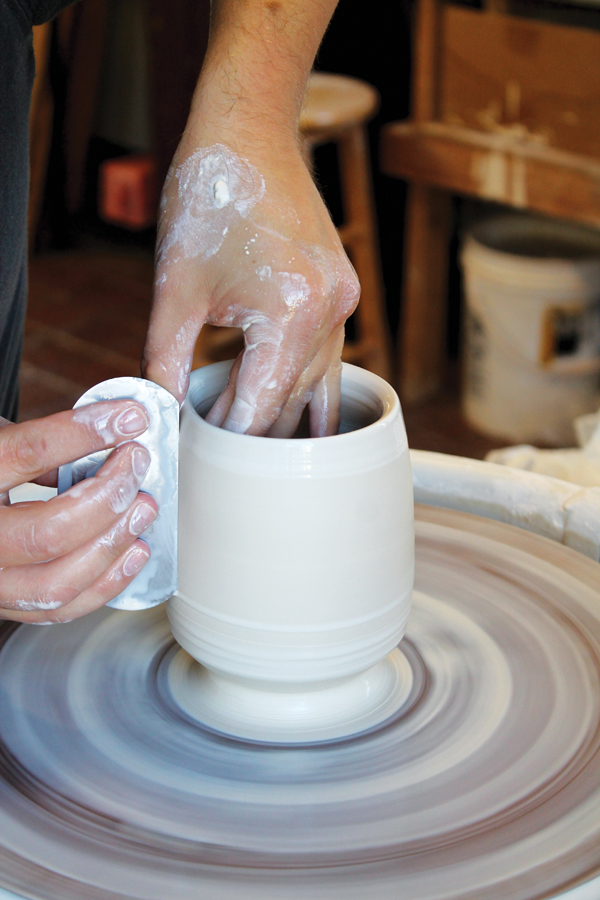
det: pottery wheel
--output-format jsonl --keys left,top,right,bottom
{"left": 1, "top": 506, "right": 600, "bottom": 900}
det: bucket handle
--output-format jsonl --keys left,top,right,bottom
{"left": 540, "top": 305, "right": 600, "bottom": 376}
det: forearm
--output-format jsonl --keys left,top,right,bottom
{"left": 185, "top": 0, "right": 339, "bottom": 146}
{"left": 145, "top": 0, "right": 358, "bottom": 435}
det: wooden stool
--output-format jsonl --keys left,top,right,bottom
{"left": 193, "top": 72, "right": 393, "bottom": 382}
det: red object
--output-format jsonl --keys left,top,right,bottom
{"left": 99, "top": 154, "right": 159, "bottom": 230}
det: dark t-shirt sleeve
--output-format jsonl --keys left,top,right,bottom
{"left": 30, "top": 0, "right": 78, "bottom": 25}
{"left": 10, "top": 0, "right": 77, "bottom": 26}
{"left": 0, "top": 0, "right": 77, "bottom": 420}
{"left": 0, "top": 0, "right": 35, "bottom": 420}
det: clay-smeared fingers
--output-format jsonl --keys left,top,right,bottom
{"left": 309, "top": 359, "right": 343, "bottom": 439}
{"left": 220, "top": 321, "right": 311, "bottom": 436}
{"left": 0, "top": 442, "right": 151, "bottom": 567}
{"left": 0, "top": 493, "right": 157, "bottom": 618}
{"left": 0, "top": 417, "right": 11, "bottom": 507}
{"left": 0, "top": 538, "right": 152, "bottom": 625}
{"left": 0, "top": 400, "right": 149, "bottom": 494}
{"left": 215, "top": 256, "right": 356, "bottom": 438}
{"left": 266, "top": 328, "right": 344, "bottom": 439}
{"left": 142, "top": 258, "right": 208, "bottom": 405}
{"left": 204, "top": 353, "right": 243, "bottom": 428}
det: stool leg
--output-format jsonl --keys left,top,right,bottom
{"left": 399, "top": 184, "right": 451, "bottom": 405}
{"left": 192, "top": 325, "right": 244, "bottom": 370}
{"left": 29, "top": 22, "right": 54, "bottom": 249}
{"left": 337, "top": 126, "right": 393, "bottom": 383}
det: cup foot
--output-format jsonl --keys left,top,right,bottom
{"left": 167, "top": 646, "right": 413, "bottom": 743}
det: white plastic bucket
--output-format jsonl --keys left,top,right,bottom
{"left": 461, "top": 214, "right": 600, "bottom": 445}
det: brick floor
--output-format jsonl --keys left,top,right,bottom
{"left": 21, "top": 251, "right": 152, "bottom": 420}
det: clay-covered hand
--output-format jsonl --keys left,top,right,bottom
{"left": 143, "top": 141, "right": 360, "bottom": 437}
{"left": 0, "top": 402, "right": 157, "bottom": 624}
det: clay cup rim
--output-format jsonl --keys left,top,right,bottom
{"left": 181, "top": 362, "right": 407, "bottom": 477}
{"left": 184, "top": 360, "right": 400, "bottom": 443}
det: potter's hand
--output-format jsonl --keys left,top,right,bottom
{"left": 144, "top": 141, "right": 359, "bottom": 437}
{"left": 142, "top": 0, "right": 355, "bottom": 437}
{"left": 0, "top": 403, "right": 157, "bottom": 624}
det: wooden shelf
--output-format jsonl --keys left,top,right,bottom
{"left": 381, "top": 121, "right": 600, "bottom": 229}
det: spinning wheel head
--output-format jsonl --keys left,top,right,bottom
{"left": 0, "top": 507, "right": 599, "bottom": 899}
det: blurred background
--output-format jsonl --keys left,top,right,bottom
{"left": 24, "top": 0, "right": 600, "bottom": 461}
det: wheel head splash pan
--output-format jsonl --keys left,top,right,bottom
{"left": 0, "top": 507, "right": 599, "bottom": 900}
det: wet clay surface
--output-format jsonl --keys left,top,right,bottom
{"left": 0, "top": 506, "right": 598, "bottom": 899}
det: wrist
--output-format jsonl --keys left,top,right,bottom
{"left": 188, "top": 65, "right": 303, "bottom": 144}
{"left": 178, "top": 83, "right": 304, "bottom": 170}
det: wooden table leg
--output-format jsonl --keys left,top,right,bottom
{"left": 399, "top": 183, "right": 451, "bottom": 405}
{"left": 337, "top": 126, "right": 393, "bottom": 382}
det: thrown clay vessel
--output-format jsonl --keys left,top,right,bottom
{"left": 168, "top": 361, "right": 414, "bottom": 742}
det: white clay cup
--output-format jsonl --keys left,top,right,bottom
{"left": 168, "top": 361, "right": 414, "bottom": 742}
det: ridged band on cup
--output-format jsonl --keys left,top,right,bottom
{"left": 168, "top": 586, "right": 413, "bottom": 683}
